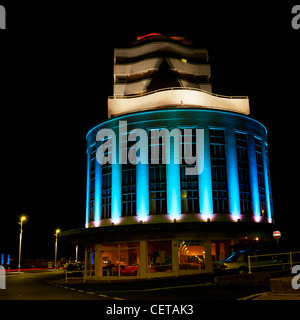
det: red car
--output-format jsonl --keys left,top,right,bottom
{"left": 121, "top": 265, "right": 138, "bottom": 276}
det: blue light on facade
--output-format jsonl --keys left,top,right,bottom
{"left": 199, "top": 128, "right": 213, "bottom": 220}
{"left": 136, "top": 163, "right": 149, "bottom": 222}
{"left": 226, "top": 129, "right": 241, "bottom": 220}
{"left": 94, "top": 152, "right": 101, "bottom": 227}
{"left": 85, "top": 148, "right": 91, "bottom": 227}
{"left": 111, "top": 163, "right": 121, "bottom": 224}
{"left": 166, "top": 136, "right": 181, "bottom": 220}
{"left": 248, "top": 136, "right": 261, "bottom": 222}
{"left": 85, "top": 109, "right": 273, "bottom": 227}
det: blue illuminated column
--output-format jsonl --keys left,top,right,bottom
{"left": 111, "top": 133, "right": 122, "bottom": 224}
{"left": 248, "top": 135, "right": 260, "bottom": 221}
{"left": 199, "top": 128, "right": 213, "bottom": 219}
{"left": 136, "top": 163, "right": 149, "bottom": 222}
{"left": 166, "top": 133, "right": 181, "bottom": 220}
{"left": 85, "top": 148, "right": 91, "bottom": 227}
{"left": 94, "top": 142, "right": 101, "bottom": 227}
{"left": 226, "top": 129, "right": 241, "bottom": 219}
{"left": 262, "top": 142, "right": 272, "bottom": 223}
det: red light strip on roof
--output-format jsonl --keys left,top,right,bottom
{"left": 136, "top": 33, "right": 163, "bottom": 40}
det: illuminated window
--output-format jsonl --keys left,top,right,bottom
{"left": 235, "top": 132, "right": 252, "bottom": 214}
{"left": 209, "top": 129, "right": 229, "bottom": 213}
{"left": 149, "top": 165, "right": 167, "bottom": 215}
{"left": 101, "top": 138, "right": 112, "bottom": 219}
{"left": 178, "top": 240, "right": 205, "bottom": 270}
{"left": 121, "top": 133, "right": 136, "bottom": 217}
{"left": 101, "top": 242, "right": 140, "bottom": 277}
{"left": 148, "top": 241, "right": 172, "bottom": 272}
{"left": 101, "top": 164, "right": 112, "bottom": 219}
{"left": 122, "top": 163, "right": 136, "bottom": 217}
{"left": 180, "top": 129, "right": 199, "bottom": 214}
{"left": 149, "top": 131, "right": 167, "bottom": 215}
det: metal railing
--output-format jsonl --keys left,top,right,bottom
{"left": 247, "top": 251, "right": 300, "bottom": 274}
{"left": 65, "top": 270, "right": 84, "bottom": 283}
{"left": 109, "top": 87, "right": 249, "bottom": 100}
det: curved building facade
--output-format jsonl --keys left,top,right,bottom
{"left": 86, "top": 108, "right": 273, "bottom": 228}
{"left": 63, "top": 34, "right": 274, "bottom": 279}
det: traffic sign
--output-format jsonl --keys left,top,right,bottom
{"left": 273, "top": 231, "right": 281, "bottom": 240}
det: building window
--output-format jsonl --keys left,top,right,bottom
{"left": 149, "top": 130, "right": 167, "bottom": 215}
{"left": 254, "top": 137, "right": 267, "bottom": 216}
{"left": 89, "top": 144, "right": 96, "bottom": 222}
{"left": 180, "top": 165, "right": 199, "bottom": 214}
{"left": 149, "top": 165, "right": 167, "bottom": 214}
{"left": 122, "top": 163, "right": 136, "bottom": 217}
{"left": 178, "top": 240, "right": 205, "bottom": 270}
{"left": 116, "top": 76, "right": 127, "bottom": 84}
{"left": 101, "top": 242, "right": 140, "bottom": 277}
{"left": 101, "top": 164, "right": 112, "bottom": 219}
{"left": 209, "top": 129, "right": 229, "bottom": 213}
{"left": 121, "top": 133, "right": 136, "bottom": 217}
{"left": 148, "top": 241, "right": 172, "bottom": 272}
{"left": 235, "top": 132, "right": 252, "bottom": 214}
{"left": 180, "top": 129, "right": 199, "bottom": 213}
{"left": 101, "top": 137, "right": 112, "bottom": 219}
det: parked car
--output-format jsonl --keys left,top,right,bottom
{"left": 102, "top": 264, "right": 138, "bottom": 276}
{"left": 121, "top": 265, "right": 138, "bottom": 276}
{"left": 214, "top": 250, "right": 289, "bottom": 274}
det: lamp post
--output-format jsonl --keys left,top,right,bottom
{"left": 75, "top": 245, "right": 78, "bottom": 262}
{"left": 54, "top": 229, "right": 60, "bottom": 270}
{"left": 18, "top": 216, "right": 26, "bottom": 273}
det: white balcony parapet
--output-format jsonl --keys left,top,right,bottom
{"left": 108, "top": 87, "right": 249, "bottom": 118}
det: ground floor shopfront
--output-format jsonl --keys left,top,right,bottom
{"left": 61, "top": 222, "right": 275, "bottom": 280}
{"left": 85, "top": 239, "right": 237, "bottom": 279}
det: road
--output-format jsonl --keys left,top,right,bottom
{"left": 0, "top": 271, "right": 268, "bottom": 300}
{"left": 0, "top": 271, "right": 105, "bottom": 300}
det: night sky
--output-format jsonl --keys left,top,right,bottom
{"left": 1, "top": 2, "right": 299, "bottom": 261}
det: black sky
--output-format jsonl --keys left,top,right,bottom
{"left": 1, "top": 2, "right": 300, "bottom": 260}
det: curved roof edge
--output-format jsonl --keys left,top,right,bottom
{"left": 108, "top": 87, "right": 249, "bottom": 118}
{"left": 86, "top": 108, "right": 267, "bottom": 140}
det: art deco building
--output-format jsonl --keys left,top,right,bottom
{"left": 62, "top": 34, "right": 274, "bottom": 279}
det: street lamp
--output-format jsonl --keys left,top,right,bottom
{"left": 18, "top": 216, "right": 26, "bottom": 273}
{"left": 54, "top": 229, "right": 60, "bottom": 270}
{"left": 75, "top": 245, "right": 78, "bottom": 262}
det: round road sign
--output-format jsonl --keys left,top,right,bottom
{"left": 273, "top": 231, "right": 281, "bottom": 240}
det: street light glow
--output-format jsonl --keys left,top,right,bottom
{"left": 18, "top": 215, "right": 27, "bottom": 272}
{"left": 54, "top": 228, "right": 60, "bottom": 269}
